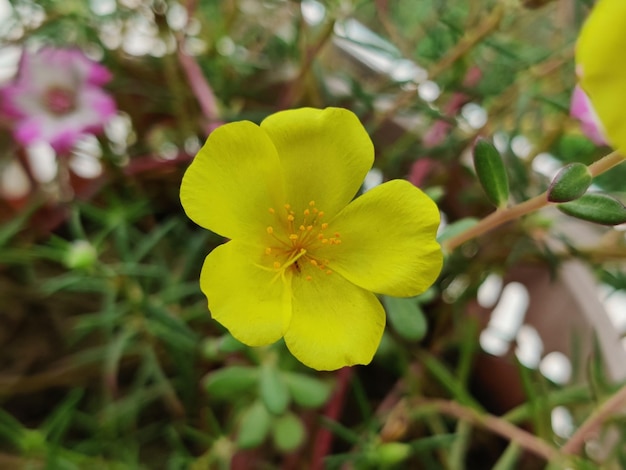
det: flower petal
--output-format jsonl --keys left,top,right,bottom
{"left": 284, "top": 268, "right": 385, "bottom": 371}
{"left": 261, "top": 107, "right": 374, "bottom": 217}
{"left": 323, "top": 179, "right": 442, "bottom": 297}
{"left": 570, "top": 85, "right": 607, "bottom": 146}
{"left": 576, "top": 0, "right": 626, "bottom": 151}
{"left": 201, "top": 240, "right": 291, "bottom": 346}
{"left": 180, "top": 121, "right": 286, "bottom": 240}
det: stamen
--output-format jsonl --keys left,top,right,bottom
{"left": 309, "top": 201, "right": 315, "bottom": 206}
{"left": 265, "top": 247, "right": 272, "bottom": 254}
{"left": 310, "top": 259, "right": 318, "bottom": 267}
{"left": 318, "top": 211, "right": 325, "bottom": 218}
{"left": 307, "top": 225, "right": 313, "bottom": 231}
{"left": 304, "top": 209, "right": 310, "bottom": 216}
{"left": 306, "top": 275, "right": 313, "bottom": 281}
{"left": 273, "top": 261, "right": 281, "bottom": 269}
{"left": 299, "top": 225, "right": 306, "bottom": 231}
{"left": 289, "top": 234, "right": 298, "bottom": 241}
{"left": 266, "top": 226, "right": 274, "bottom": 234}
{"left": 284, "top": 204, "right": 291, "bottom": 210}
{"left": 326, "top": 269, "right": 332, "bottom": 275}
{"left": 287, "top": 214, "right": 295, "bottom": 222}
{"left": 268, "top": 208, "right": 275, "bottom": 214}
{"left": 321, "top": 222, "right": 328, "bottom": 230}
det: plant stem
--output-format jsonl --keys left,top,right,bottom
{"left": 561, "top": 382, "right": 626, "bottom": 455}
{"left": 413, "top": 399, "right": 562, "bottom": 463}
{"left": 442, "top": 151, "right": 626, "bottom": 252}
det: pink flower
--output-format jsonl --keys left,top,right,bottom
{"left": 0, "top": 47, "right": 117, "bottom": 153}
{"left": 570, "top": 85, "right": 607, "bottom": 146}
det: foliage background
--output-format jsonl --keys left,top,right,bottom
{"left": 2, "top": 0, "right": 626, "bottom": 468}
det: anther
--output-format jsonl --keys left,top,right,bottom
{"left": 287, "top": 214, "right": 295, "bottom": 222}
{"left": 299, "top": 225, "right": 306, "bottom": 231}
{"left": 307, "top": 225, "right": 313, "bottom": 231}
{"left": 268, "top": 208, "right": 275, "bottom": 214}
{"left": 334, "top": 232, "right": 340, "bottom": 238}
{"left": 265, "top": 247, "right": 272, "bottom": 254}
{"left": 304, "top": 209, "right": 310, "bottom": 216}
{"left": 310, "top": 259, "right": 318, "bottom": 266}
{"left": 266, "top": 226, "right": 274, "bottom": 234}
{"left": 321, "top": 223, "right": 329, "bottom": 230}
{"left": 284, "top": 204, "right": 291, "bottom": 210}
{"left": 326, "top": 269, "right": 332, "bottom": 275}
{"left": 306, "top": 275, "right": 312, "bottom": 281}
{"left": 321, "top": 239, "right": 328, "bottom": 244}
{"left": 309, "top": 201, "right": 315, "bottom": 206}
{"left": 318, "top": 211, "right": 325, "bottom": 218}
{"left": 273, "top": 261, "right": 281, "bottom": 269}
{"left": 289, "top": 234, "right": 298, "bottom": 241}
{"left": 317, "top": 234, "right": 324, "bottom": 240}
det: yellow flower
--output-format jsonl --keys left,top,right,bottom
{"left": 576, "top": 0, "right": 626, "bottom": 152}
{"left": 180, "top": 107, "right": 442, "bottom": 370}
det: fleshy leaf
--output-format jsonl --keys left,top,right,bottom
{"left": 547, "top": 163, "right": 592, "bottom": 203}
{"left": 271, "top": 412, "right": 306, "bottom": 452}
{"left": 558, "top": 193, "right": 626, "bottom": 225}
{"left": 203, "top": 366, "right": 258, "bottom": 401}
{"left": 382, "top": 296, "right": 427, "bottom": 342}
{"left": 237, "top": 401, "right": 271, "bottom": 449}
{"left": 259, "top": 364, "right": 290, "bottom": 415}
{"left": 284, "top": 373, "right": 333, "bottom": 408}
{"left": 473, "top": 139, "right": 510, "bottom": 208}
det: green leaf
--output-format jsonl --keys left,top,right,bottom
{"left": 271, "top": 412, "right": 306, "bottom": 452}
{"left": 382, "top": 296, "right": 427, "bottom": 341}
{"left": 557, "top": 193, "right": 626, "bottom": 225}
{"left": 203, "top": 366, "right": 258, "bottom": 401}
{"left": 547, "top": 163, "right": 592, "bottom": 202}
{"left": 473, "top": 139, "right": 510, "bottom": 208}
{"left": 259, "top": 365, "right": 290, "bottom": 415}
{"left": 284, "top": 373, "right": 332, "bottom": 408}
{"left": 237, "top": 401, "right": 271, "bottom": 449}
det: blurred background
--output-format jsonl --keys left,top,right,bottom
{"left": 2, "top": 0, "right": 626, "bottom": 468}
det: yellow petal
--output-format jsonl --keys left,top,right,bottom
{"left": 323, "top": 180, "right": 442, "bottom": 297}
{"left": 180, "top": 121, "right": 286, "bottom": 240}
{"left": 284, "top": 268, "right": 385, "bottom": 371}
{"left": 200, "top": 240, "right": 291, "bottom": 346}
{"left": 261, "top": 107, "right": 374, "bottom": 217}
{"left": 576, "top": 0, "right": 626, "bottom": 151}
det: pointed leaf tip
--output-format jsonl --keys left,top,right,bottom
{"left": 473, "top": 139, "right": 510, "bottom": 208}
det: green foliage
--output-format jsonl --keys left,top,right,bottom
{"left": 558, "top": 193, "right": 626, "bottom": 225}
{"left": 547, "top": 162, "right": 592, "bottom": 203}
{"left": 473, "top": 139, "right": 510, "bottom": 208}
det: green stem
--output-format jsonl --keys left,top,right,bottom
{"left": 561, "top": 382, "right": 626, "bottom": 455}
{"left": 442, "top": 151, "right": 626, "bottom": 252}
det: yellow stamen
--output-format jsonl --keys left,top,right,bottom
{"left": 321, "top": 222, "right": 329, "bottom": 230}
{"left": 266, "top": 226, "right": 274, "bottom": 234}
{"left": 273, "top": 261, "right": 281, "bottom": 269}
{"left": 304, "top": 209, "right": 310, "bottom": 216}
{"left": 318, "top": 211, "right": 325, "bottom": 218}
{"left": 309, "top": 201, "right": 315, "bottom": 206}
{"left": 265, "top": 247, "right": 272, "bottom": 254}
{"left": 289, "top": 234, "right": 298, "bottom": 241}
{"left": 299, "top": 225, "right": 306, "bottom": 231}
{"left": 307, "top": 225, "right": 313, "bottom": 231}
{"left": 287, "top": 214, "right": 295, "bottom": 222}
{"left": 310, "top": 259, "right": 318, "bottom": 267}
{"left": 326, "top": 269, "right": 332, "bottom": 275}
{"left": 306, "top": 275, "right": 312, "bottom": 281}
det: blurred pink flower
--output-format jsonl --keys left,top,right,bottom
{"left": 0, "top": 47, "right": 117, "bottom": 153}
{"left": 570, "top": 85, "right": 607, "bottom": 146}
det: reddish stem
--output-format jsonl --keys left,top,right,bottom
{"left": 311, "top": 366, "right": 353, "bottom": 470}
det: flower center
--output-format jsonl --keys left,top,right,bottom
{"left": 42, "top": 86, "right": 77, "bottom": 116}
{"left": 263, "top": 201, "right": 341, "bottom": 281}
